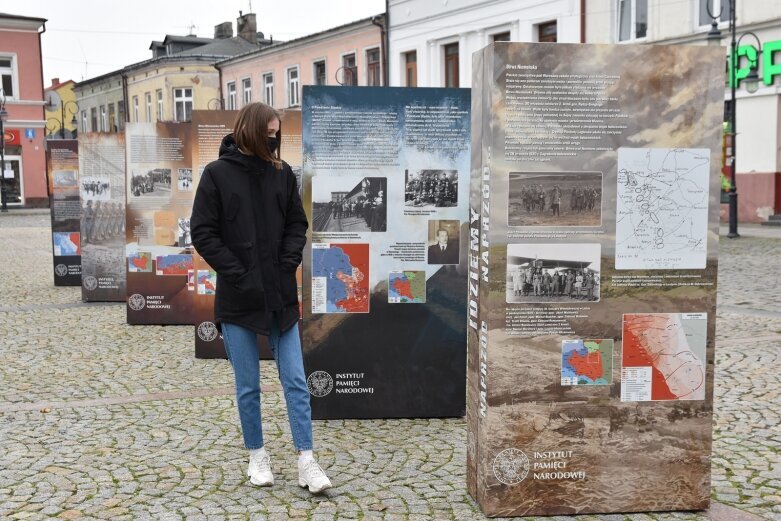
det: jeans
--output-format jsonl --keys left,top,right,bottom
{"left": 221, "top": 321, "right": 313, "bottom": 451}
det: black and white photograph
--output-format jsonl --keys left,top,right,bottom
{"left": 80, "top": 176, "right": 111, "bottom": 201}
{"left": 506, "top": 243, "right": 601, "bottom": 303}
{"left": 52, "top": 170, "right": 78, "bottom": 187}
{"left": 508, "top": 172, "right": 602, "bottom": 227}
{"left": 177, "top": 168, "right": 193, "bottom": 191}
{"left": 404, "top": 169, "right": 458, "bottom": 208}
{"left": 82, "top": 201, "right": 125, "bottom": 244}
{"left": 177, "top": 217, "right": 192, "bottom": 248}
{"left": 427, "top": 219, "right": 460, "bottom": 265}
{"left": 130, "top": 168, "right": 172, "bottom": 198}
{"left": 312, "top": 176, "right": 387, "bottom": 232}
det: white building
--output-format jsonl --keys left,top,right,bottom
{"left": 586, "top": 0, "right": 781, "bottom": 223}
{"left": 388, "top": 0, "right": 581, "bottom": 88}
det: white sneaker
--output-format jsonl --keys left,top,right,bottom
{"left": 247, "top": 450, "right": 274, "bottom": 486}
{"left": 298, "top": 457, "right": 332, "bottom": 493}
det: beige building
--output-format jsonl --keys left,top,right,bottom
{"left": 73, "top": 70, "right": 125, "bottom": 133}
{"left": 217, "top": 15, "right": 385, "bottom": 110}
{"left": 586, "top": 0, "right": 781, "bottom": 223}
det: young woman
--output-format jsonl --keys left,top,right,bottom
{"left": 191, "top": 102, "right": 332, "bottom": 494}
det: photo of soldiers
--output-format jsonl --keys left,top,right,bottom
{"left": 404, "top": 169, "right": 458, "bottom": 208}
{"left": 506, "top": 243, "right": 601, "bottom": 303}
{"left": 312, "top": 176, "right": 387, "bottom": 232}
{"left": 82, "top": 200, "right": 126, "bottom": 244}
{"left": 508, "top": 172, "right": 602, "bottom": 227}
{"left": 177, "top": 218, "right": 192, "bottom": 248}
{"left": 130, "top": 168, "right": 172, "bottom": 198}
{"left": 80, "top": 176, "right": 111, "bottom": 201}
{"left": 177, "top": 168, "right": 193, "bottom": 191}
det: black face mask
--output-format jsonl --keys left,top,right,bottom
{"left": 267, "top": 137, "right": 279, "bottom": 154}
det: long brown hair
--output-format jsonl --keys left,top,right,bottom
{"left": 233, "top": 102, "right": 282, "bottom": 170}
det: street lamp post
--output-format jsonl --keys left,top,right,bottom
{"left": 0, "top": 89, "right": 8, "bottom": 213}
{"left": 708, "top": 0, "right": 762, "bottom": 239}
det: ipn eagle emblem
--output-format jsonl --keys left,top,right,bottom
{"left": 83, "top": 276, "right": 98, "bottom": 291}
{"left": 493, "top": 448, "right": 530, "bottom": 485}
{"left": 55, "top": 264, "right": 68, "bottom": 277}
{"left": 127, "top": 294, "right": 146, "bottom": 311}
{"left": 197, "top": 321, "right": 219, "bottom": 342}
{"left": 307, "top": 371, "right": 333, "bottom": 397}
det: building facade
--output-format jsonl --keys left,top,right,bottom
{"left": 388, "top": 0, "right": 581, "bottom": 88}
{"left": 73, "top": 71, "right": 125, "bottom": 133}
{"left": 218, "top": 15, "right": 385, "bottom": 110}
{"left": 0, "top": 12, "right": 48, "bottom": 208}
{"left": 586, "top": 0, "right": 781, "bottom": 223}
{"left": 43, "top": 78, "right": 77, "bottom": 139}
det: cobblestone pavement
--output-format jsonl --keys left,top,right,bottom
{"left": 1, "top": 211, "right": 779, "bottom": 521}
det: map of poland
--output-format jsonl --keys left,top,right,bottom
{"left": 388, "top": 271, "right": 426, "bottom": 303}
{"left": 561, "top": 339, "right": 613, "bottom": 386}
{"left": 311, "top": 243, "right": 370, "bottom": 313}
{"left": 621, "top": 313, "right": 707, "bottom": 401}
{"left": 615, "top": 148, "right": 710, "bottom": 270}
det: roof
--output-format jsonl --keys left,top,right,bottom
{"left": 216, "top": 14, "right": 384, "bottom": 67}
{"left": 162, "top": 34, "right": 215, "bottom": 46}
{"left": 175, "top": 36, "right": 260, "bottom": 57}
{"left": 0, "top": 12, "right": 47, "bottom": 24}
{"left": 45, "top": 79, "right": 75, "bottom": 92}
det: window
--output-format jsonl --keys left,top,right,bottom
{"left": 342, "top": 54, "right": 357, "bottom": 86}
{"left": 263, "top": 73, "right": 274, "bottom": 106}
{"left": 367, "top": 48, "right": 381, "bottom": 86}
{"left": 0, "top": 56, "right": 15, "bottom": 98}
{"left": 444, "top": 43, "right": 459, "bottom": 88}
{"left": 404, "top": 51, "right": 417, "bottom": 87}
{"left": 132, "top": 96, "right": 139, "bottom": 122}
{"left": 536, "top": 21, "right": 557, "bottom": 43}
{"left": 287, "top": 67, "right": 300, "bottom": 107}
{"left": 108, "top": 103, "right": 116, "bottom": 132}
{"left": 173, "top": 87, "right": 193, "bottom": 121}
{"left": 145, "top": 92, "right": 152, "bottom": 122}
{"left": 156, "top": 89, "right": 163, "bottom": 121}
{"left": 493, "top": 32, "right": 511, "bottom": 42}
{"left": 90, "top": 107, "right": 98, "bottom": 131}
{"left": 100, "top": 105, "right": 107, "bottom": 131}
{"left": 618, "top": 0, "right": 647, "bottom": 41}
{"left": 226, "top": 81, "right": 236, "bottom": 110}
{"left": 242, "top": 78, "right": 252, "bottom": 105}
{"left": 314, "top": 61, "right": 326, "bottom": 86}
{"left": 699, "top": 0, "right": 729, "bottom": 26}
{"left": 81, "top": 110, "right": 88, "bottom": 133}
{"left": 117, "top": 101, "right": 125, "bottom": 130}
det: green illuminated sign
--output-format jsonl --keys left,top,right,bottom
{"left": 730, "top": 39, "right": 781, "bottom": 88}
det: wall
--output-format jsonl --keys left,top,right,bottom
{"left": 73, "top": 75, "right": 125, "bottom": 132}
{"left": 389, "top": 0, "right": 580, "bottom": 87}
{"left": 1, "top": 24, "right": 47, "bottom": 206}
{"left": 125, "top": 62, "right": 221, "bottom": 122}
{"left": 44, "top": 81, "right": 78, "bottom": 136}
{"left": 219, "top": 22, "right": 382, "bottom": 109}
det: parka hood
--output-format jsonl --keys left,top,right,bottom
{"left": 217, "top": 133, "right": 268, "bottom": 172}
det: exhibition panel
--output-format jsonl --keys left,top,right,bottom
{"left": 46, "top": 140, "right": 81, "bottom": 286}
{"left": 467, "top": 42, "right": 723, "bottom": 516}
{"left": 302, "top": 86, "right": 470, "bottom": 419}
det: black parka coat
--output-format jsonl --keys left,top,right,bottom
{"left": 190, "top": 134, "right": 307, "bottom": 335}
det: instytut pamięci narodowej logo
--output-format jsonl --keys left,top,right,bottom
{"left": 493, "top": 448, "right": 530, "bottom": 485}
{"left": 197, "top": 321, "right": 219, "bottom": 342}
{"left": 307, "top": 371, "right": 333, "bottom": 397}
{"left": 55, "top": 264, "right": 68, "bottom": 277}
{"left": 83, "top": 276, "right": 98, "bottom": 291}
{"left": 127, "top": 294, "right": 146, "bottom": 311}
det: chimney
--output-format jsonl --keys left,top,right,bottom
{"left": 214, "top": 21, "right": 233, "bottom": 39}
{"left": 237, "top": 11, "right": 257, "bottom": 44}
{"left": 51, "top": 77, "right": 60, "bottom": 87}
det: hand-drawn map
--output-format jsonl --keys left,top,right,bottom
{"left": 615, "top": 148, "right": 710, "bottom": 270}
{"left": 621, "top": 313, "right": 707, "bottom": 401}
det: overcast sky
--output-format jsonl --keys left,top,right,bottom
{"left": 16, "top": 0, "right": 386, "bottom": 85}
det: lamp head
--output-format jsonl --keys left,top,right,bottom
{"left": 745, "top": 68, "right": 760, "bottom": 94}
{"left": 0, "top": 107, "right": 7, "bottom": 123}
{"left": 707, "top": 20, "right": 722, "bottom": 46}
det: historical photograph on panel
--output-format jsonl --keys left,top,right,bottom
{"left": 506, "top": 243, "right": 601, "bottom": 303}
{"left": 311, "top": 243, "right": 370, "bottom": 314}
{"left": 52, "top": 170, "right": 78, "bottom": 187}
{"left": 83, "top": 201, "right": 125, "bottom": 244}
{"left": 177, "top": 218, "right": 192, "bottom": 248}
{"left": 508, "top": 172, "right": 602, "bottom": 227}
{"left": 177, "top": 168, "right": 193, "bottom": 191}
{"left": 621, "top": 313, "right": 707, "bottom": 402}
{"left": 388, "top": 271, "right": 426, "bottom": 303}
{"left": 129, "top": 168, "right": 172, "bottom": 198}
{"left": 80, "top": 177, "right": 111, "bottom": 201}
{"left": 427, "top": 219, "right": 460, "bottom": 265}
{"left": 615, "top": 148, "right": 710, "bottom": 270}
{"left": 311, "top": 176, "right": 387, "bottom": 232}
{"left": 404, "top": 169, "right": 458, "bottom": 208}
{"left": 561, "top": 339, "right": 614, "bottom": 386}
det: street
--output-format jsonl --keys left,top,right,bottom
{"left": 1, "top": 211, "right": 779, "bottom": 521}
